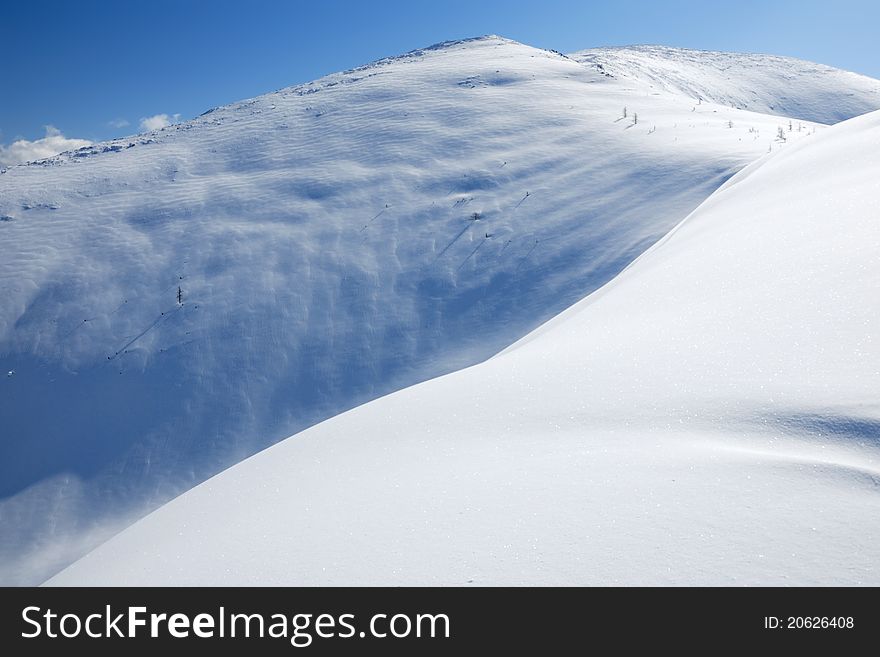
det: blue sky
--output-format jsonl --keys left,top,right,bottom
{"left": 2, "top": 0, "right": 879, "bottom": 149}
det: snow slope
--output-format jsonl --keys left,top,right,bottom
{"left": 0, "top": 36, "right": 861, "bottom": 585}
{"left": 570, "top": 45, "right": 880, "bottom": 124}
{"left": 49, "top": 109, "right": 880, "bottom": 587}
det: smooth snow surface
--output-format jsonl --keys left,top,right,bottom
{"left": 570, "top": 45, "right": 880, "bottom": 124}
{"left": 49, "top": 109, "right": 880, "bottom": 586}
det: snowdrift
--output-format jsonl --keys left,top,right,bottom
{"left": 2, "top": 36, "right": 877, "bottom": 585}
{"left": 49, "top": 109, "right": 880, "bottom": 586}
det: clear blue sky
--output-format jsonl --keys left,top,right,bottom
{"left": 2, "top": 0, "right": 878, "bottom": 145}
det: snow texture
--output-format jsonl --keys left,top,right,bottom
{"left": 570, "top": 45, "right": 880, "bottom": 124}
{"left": 1, "top": 36, "right": 876, "bottom": 585}
{"left": 49, "top": 107, "right": 880, "bottom": 586}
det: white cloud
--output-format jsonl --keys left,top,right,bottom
{"left": 139, "top": 113, "right": 181, "bottom": 132}
{"left": 0, "top": 126, "right": 92, "bottom": 168}
{"left": 108, "top": 118, "right": 130, "bottom": 129}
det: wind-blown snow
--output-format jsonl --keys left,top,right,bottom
{"left": 570, "top": 45, "right": 880, "bottom": 124}
{"left": 0, "top": 36, "right": 872, "bottom": 585}
{"left": 49, "top": 109, "right": 880, "bottom": 586}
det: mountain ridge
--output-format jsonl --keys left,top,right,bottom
{"left": 0, "top": 35, "right": 873, "bottom": 585}
{"left": 570, "top": 44, "right": 880, "bottom": 124}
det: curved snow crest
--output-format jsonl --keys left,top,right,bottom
{"left": 503, "top": 108, "right": 880, "bottom": 354}
{"left": 3, "top": 33, "right": 862, "bottom": 585}
{"left": 570, "top": 45, "right": 880, "bottom": 124}
{"left": 48, "top": 110, "right": 880, "bottom": 587}
{"left": 10, "top": 33, "right": 825, "bottom": 584}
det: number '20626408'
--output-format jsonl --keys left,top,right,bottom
{"left": 764, "top": 617, "right": 854, "bottom": 629}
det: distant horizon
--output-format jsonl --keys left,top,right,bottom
{"left": 2, "top": 0, "right": 878, "bottom": 156}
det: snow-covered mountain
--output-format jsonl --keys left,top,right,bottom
{"left": 50, "top": 108, "right": 880, "bottom": 586}
{"left": 570, "top": 45, "right": 880, "bottom": 124}
{"left": 1, "top": 36, "right": 876, "bottom": 585}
